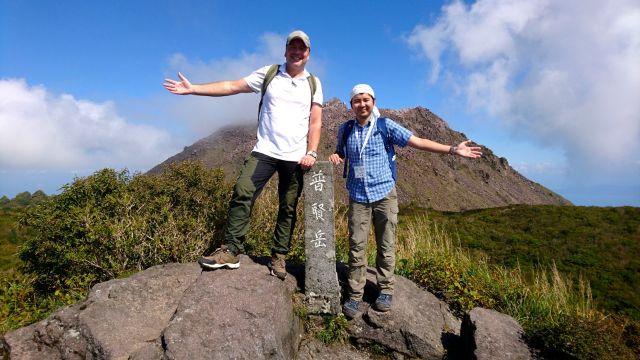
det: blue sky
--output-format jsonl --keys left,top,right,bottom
{"left": 1, "top": 0, "right": 639, "bottom": 206}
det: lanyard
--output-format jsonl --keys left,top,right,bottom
{"left": 354, "top": 116, "right": 376, "bottom": 160}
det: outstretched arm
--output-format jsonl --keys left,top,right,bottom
{"left": 163, "top": 72, "right": 252, "bottom": 96}
{"left": 407, "top": 136, "right": 482, "bottom": 159}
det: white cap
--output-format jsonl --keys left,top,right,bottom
{"left": 350, "top": 84, "right": 375, "bottom": 100}
{"left": 286, "top": 30, "right": 311, "bottom": 48}
{"left": 350, "top": 84, "right": 380, "bottom": 119}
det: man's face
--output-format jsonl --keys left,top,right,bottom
{"left": 351, "top": 93, "right": 375, "bottom": 121}
{"left": 285, "top": 38, "right": 310, "bottom": 68}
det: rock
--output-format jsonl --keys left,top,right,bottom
{"left": 346, "top": 268, "right": 461, "bottom": 359}
{"left": 2, "top": 260, "right": 534, "bottom": 360}
{"left": 461, "top": 307, "right": 532, "bottom": 360}
{"left": 296, "top": 338, "right": 371, "bottom": 360}
{"left": 1, "top": 258, "right": 302, "bottom": 359}
{"left": 81, "top": 262, "right": 201, "bottom": 358}
{"left": 162, "top": 255, "right": 302, "bottom": 359}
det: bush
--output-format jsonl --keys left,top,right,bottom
{"left": 0, "top": 270, "right": 87, "bottom": 333}
{"left": 19, "top": 162, "right": 231, "bottom": 294}
{"left": 527, "top": 315, "right": 636, "bottom": 359}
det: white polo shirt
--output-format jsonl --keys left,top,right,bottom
{"left": 244, "top": 64, "right": 323, "bottom": 162}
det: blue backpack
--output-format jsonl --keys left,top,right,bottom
{"left": 337, "top": 118, "right": 397, "bottom": 181}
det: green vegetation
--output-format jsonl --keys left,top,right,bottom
{"left": 393, "top": 215, "right": 638, "bottom": 359}
{"left": 19, "top": 164, "right": 231, "bottom": 293}
{"left": 0, "top": 191, "right": 47, "bottom": 272}
{"left": 1, "top": 162, "right": 232, "bottom": 333}
{"left": 412, "top": 205, "right": 640, "bottom": 319}
{"left": 0, "top": 163, "right": 638, "bottom": 358}
{"left": 317, "top": 314, "right": 349, "bottom": 344}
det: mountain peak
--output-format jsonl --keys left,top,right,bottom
{"left": 149, "top": 101, "right": 571, "bottom": 211}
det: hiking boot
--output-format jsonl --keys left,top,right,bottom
{"left": 268, "top": 253, "right": 287, "bottom": 280}
{"left": 342, "top": 298, "right": 361, "bottom": 319}
{"left": 198, "top": 245, "right": 240, "bottom": 270}
{"left": 373, "top": 294, "right": 393, "bottom": 312}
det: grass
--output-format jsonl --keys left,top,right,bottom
{"left": 414, "top": 205, "right": 640, "bottom": 319}
{"left": 393, "top": 213, "right": 638, "bottom": 359}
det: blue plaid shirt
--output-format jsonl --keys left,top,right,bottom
{"left": 336, "top": 118, "right": 412, "bottom": 203}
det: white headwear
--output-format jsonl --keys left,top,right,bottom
{"left": 350, "top": 84, "right": 380, "bottom": 119}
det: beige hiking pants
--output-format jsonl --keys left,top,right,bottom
{"left": 346, "top": 187, "right": 398, "bottom": 301}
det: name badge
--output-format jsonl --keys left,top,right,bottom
{"left": 354, "top": 165, "right": 365, "bottom": 179}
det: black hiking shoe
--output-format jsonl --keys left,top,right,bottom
{"left": 342, "top": 298, "right": 361, "bottom": 319}
{"left": 373, "top": 294, "right": 393, "bottom": 312}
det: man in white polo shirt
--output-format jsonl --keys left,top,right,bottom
{"left": 163, "top": 30, "right": 323, "bottom": 279}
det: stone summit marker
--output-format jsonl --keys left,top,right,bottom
{"left": 303, "top": 161, "right": 341, "bottom": 314}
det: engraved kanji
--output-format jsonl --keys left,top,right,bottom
{"left": 309, "top": 170, "right": 327, "bottom": 192}
{"left": 312, "top": 229, "right": 327, "bottom": 248}
{"left": 312, "top": 202, "right": 326, "bottom": 221}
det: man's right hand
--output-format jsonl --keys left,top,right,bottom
{"left": 163, "top": 72, "right": 194, "bottom": 95}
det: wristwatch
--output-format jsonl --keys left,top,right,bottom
{"left": 306, "top": 150, "right": 318, "bottom": 159}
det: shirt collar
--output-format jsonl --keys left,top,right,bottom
{"left": 279, "top": 63, "right": 309, "bottom": 79}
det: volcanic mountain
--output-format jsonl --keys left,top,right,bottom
{"left": 149, "top": 99, "right": 570, "bottom": 211}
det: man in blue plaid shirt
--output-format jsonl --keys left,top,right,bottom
{"left": 329, "top": 84, "right": 482, "bottom": 318}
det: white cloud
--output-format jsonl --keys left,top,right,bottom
{"left": 164, "top": 32, "right": 326, "bottom": 136}
{"left": 513, "top": 160, "right": 566, "bottom": 177}
{"left": 0, "top": 78, "right": 178, "bottom": 171}
{"left": 406, "top": 0, "right": 640, "bottom": 180}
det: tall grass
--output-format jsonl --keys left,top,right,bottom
{"left": 242, "top": 181, "right": 350, "bottom": 264}
{"left": 394, "top": 214, "right": 637, "bottom": 359}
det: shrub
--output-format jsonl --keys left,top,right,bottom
{"left": 0, "top": 269, "right": 88, "bottom": 333}
{"left": 526, "top": 314, "right": 636, "bottom": 359}
{"left": 19, "top": 162, "right": 231, "bottom": 294}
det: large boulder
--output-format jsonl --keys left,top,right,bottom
{"left": 2, "top": 262, "right": 201, "bottom": 359}
{"left": 161, "top": 256, "right": 302, "bottom": 359}
{"left": 460, "top": 307, "right": 532, "bottom": 360}
{"left": 1, "top": 259, "right": 533, "bottom": 359}
{"left": 1, "top": 257, "right": 302, "bottom": 359}
{"left": 346, "top": 268, "right": 461, "bottom": 359}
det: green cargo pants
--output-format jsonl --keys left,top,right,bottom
{"left": 224, "top": 152, "right": 303, "bottom": 256}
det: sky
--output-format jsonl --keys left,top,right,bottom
{"left": 1, "top": 0, "right": 639, "bottom": 206}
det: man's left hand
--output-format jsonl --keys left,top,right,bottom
{"left": 455, "top": 140, "right": 483, "bottom": 159}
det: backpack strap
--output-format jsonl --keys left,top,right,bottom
{"left": 339, "top": 118, "right": 397, "bottom": 181}
{"left": 307, "top": 74, "right": 317, "bottom": 105}
{"left": 258, "top": 64, "right": 317, "bottom": 115}
{"left": 338, "top": 120, "right": 356, "bottom": 178}
{"left": 376, "top": 118, "right": 397, "bottom": 181}
{"left": 258, "top": 64, "right": 280, "bottom": 115}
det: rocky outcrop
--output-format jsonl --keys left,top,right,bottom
{"left": 461, "top": 308, "right": 532, "bottom": 360}
{"left": 2, "top": 258, "right": 302, "bottom": 359}
{"left": 148, "top": 100, "right": 571, "bottom": 211}
{"left": 1, "top": 257, "right": 532, "bottom": 359}
{"left": 346, "top": 268, "right": 461, "bottom": 359}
